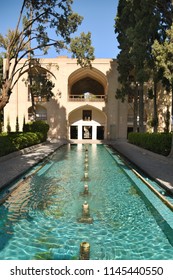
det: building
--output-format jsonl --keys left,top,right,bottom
{"left": 3, "top": 56, "right": 172, "bottom": 140}
{"left": 3, "top": 56, "right": 128, "bottom": 141}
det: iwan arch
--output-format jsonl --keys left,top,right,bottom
{"left": 3, "top": 56, "right": 128, "bottom": 140}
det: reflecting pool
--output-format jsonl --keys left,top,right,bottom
{"left": 0, "top": 144, "right": 173, "bottom": 260}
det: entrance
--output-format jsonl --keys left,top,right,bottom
{"left": 70, "top": 126, "right": 78, "bottom": 139}
{"left": 82, "top": 126, "right": 92, "bottom": 139}
{"left": 97, "top": 126, "right": 104, "bottom": 140}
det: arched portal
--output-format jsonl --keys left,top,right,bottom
{"left": 68, "top": 67, "right": 107, "bottom": 101}
{"left": 68, "top": 105, "right": 107, "bottom": 140}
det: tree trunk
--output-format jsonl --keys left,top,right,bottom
{"left": 153, "top": 80, "right": 158, "bottom": 133}
{"left": 168, "top": 83, "right": 173, "bottom": 157}
{"left": 28, "top": 74, "right": 36, "bottom": 121}
{"left": 28, "top": 6, "right": 36, "bottom": 121}
{"left": 133, "top": 86, "right": 138, "bottom": 132}
{"left": 0, "top": 80, "right": 12, "bottom": 111}
{"left": 138, "top": 84, "right": 144, "bottom": 133}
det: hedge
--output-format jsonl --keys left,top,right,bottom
{"left": 23, "top": 120, "right": 49, "bottom": 141}
{"left": 0, "top": 132, "right": 45, "bottom": 157}
{"left": 0, "top": 121, "right": 49, "bottom": 157}
{"left": 128, "top": 132, "right": 172, "bottom": 156}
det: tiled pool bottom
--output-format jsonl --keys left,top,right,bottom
{"left": 0, "top": 144, "right": 173, "bottom": 260}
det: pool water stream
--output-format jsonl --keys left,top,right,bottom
{"left": 0, "top": 144, "right": 173, "bottom": 260}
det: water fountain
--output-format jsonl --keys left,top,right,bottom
{"left": 1, "top": 144, "right": 173, "bottom": 260}
{"left": 79, "top": 242, "right": 90, "bottom": 260}
{"left": 78, "top": 201, "right": 93, "bottom": 224}
{"left": 83, "top": 184, "right": 89, "bottom": 195}
{"left": 84, "top": 144, "right": 89, "bottom": 152}
{"left": 84, "top": 162, "right": 89, "bottom": 170}
{"left": 80, "top": 183, "right": 90, "bottom": 196}
{"left": 84, "top": 171, "right": 88, "bottom": 179}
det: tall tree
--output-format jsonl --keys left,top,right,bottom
{"left": 0, "top": 55, "right": 3, "bottom": 91}
{"left": 115, "top": 0, "right": 138, "bottom": 132}
{"left": 115, "top": 0, "right": 173, "bottom": 133}
{"left": 152, "top": 25, "right": 173, "bottom": 154}
{"left": 0, "top": 55, "right": 3, "bottom": 132}
{"left": 0, "top": 0, "right": 94, "bottom": 111}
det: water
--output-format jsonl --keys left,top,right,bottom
{"left": 0, "top": 144, "right": 173, "bottom": 260}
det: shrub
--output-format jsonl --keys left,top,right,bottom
{"left": 7, "top": 117, "right": 11, "bottom": 133}
{"left": 0, "top": 132, "right": 44, "bottom": 157}
{"left": 128, "top": 132, "right": 172, "bottom": 156}
{"left": 23, "top": 120, "right": 49, "bottom": 141}
{"left": 15, "top": 116, "right": 19, "bottom": 132}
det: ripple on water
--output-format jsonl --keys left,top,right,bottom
{"left": 0, "top": 144, "right": 173, "bottom": 260}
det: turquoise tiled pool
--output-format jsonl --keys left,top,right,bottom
{"left": 0, "top": 144, "right": 173, "bottom": 260}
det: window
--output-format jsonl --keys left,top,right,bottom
{"left": 83, "top": 110, "right": 92, "bottom": 121}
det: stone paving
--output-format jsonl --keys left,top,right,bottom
{"left": 110, "top": 139, "right": 173, "bottom": 194}
{"left": 0, "top": 141, "right": 65, "bottom": 189}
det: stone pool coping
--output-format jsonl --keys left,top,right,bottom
{"left": 106, "top": 145, "right": 173, "bottom": 245}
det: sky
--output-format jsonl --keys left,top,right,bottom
{"left": 0, "top": 0, "right": 120, "bottom": 59}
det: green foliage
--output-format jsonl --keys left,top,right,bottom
{"left": 0, "top": 54, "right": 3, "bottom": 89}
{"left": 165, "top": 107, "right": 170, "bottom": 133}
{"left": 0, "top": 120, "right": 49, "bottom": 157}
{"left": 150, "top": 117, "right": 158, "bottom": 128}
{"left": 70, "top": 32, "right": 95, "bottom": 67}
{"left": 128, "top": 132, "right": 172, "bottom": 156}
{"left": 30, "top": 75, "right": 55, "bottom": 100}
{"left": 0, "top": 110, "right": 3, "bottom": 133}
{"left": 152, "top": 25, "right": 173, "bottom": 91}
{"left": 15, "top": 116, "right": 19, "bottom": 132}
{"left": 0, "top": 29, "right": 26, "bottom": 59}
{"left": 7, "top": 116, "right": 11, "bottom": 133}
{"left": 0, "top": 132, "right": 44, "bottom": 157}
{"left": 147, "top": 88, "right": 154, "bottom": 99}
{"left": 115, "top": 0, "right": 173, "bottom": 133}
{"left": 0, "top": 0, "right": 94, "bottom": 111}
{"left": 23, "top": 120, "right": 49, "bottom": 141}
{"left": 22, "top": 116, "right": 26, "bottom": 132}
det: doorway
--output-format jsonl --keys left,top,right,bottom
{"left": 97, "top": 126, "right": 104, "bottom": 140}
{"left": 70, "top": 126, "right": 78, "bottom": 139}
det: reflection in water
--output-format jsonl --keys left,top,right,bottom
{"left": 0, "top": 144, "right": 173, "bottom": 260}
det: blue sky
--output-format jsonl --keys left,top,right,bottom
{"left": 0, "top": 0, "right": 119, "bottom": 58}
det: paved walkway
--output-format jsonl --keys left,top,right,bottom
{"left": 0, "top": 139, "right": 173, "bottom": 195}
{"left": 110, "top": 140, "right": 173, "bottom": 194}
{"left": 0, "top": 141, "right": 65, "bottom": 190}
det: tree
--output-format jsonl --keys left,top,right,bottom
{"left": 152, "top": 25, "right": 173, "bottom": 155}
{"left": 70, "top": 32, "right": 94, "bottom": 68}
{"left": 0, "top": 0, "right": 95, "bottom": 111}
{"left": 115, "top": 0, "right": 138, "bottom": 132}
{"left": 0, "top": 55, "right": 3, "bottom": 89}
{"left": 23, "top": 58, "right": 56, "bottom": 119}
{"left": 115, "top": 0, "right": 173, "bottom": 133}
{"left": 152, "top": 26, "right": 173, "bottom": 110}
{"left": 0, "top": 54, "right": 3, "bottom": 132}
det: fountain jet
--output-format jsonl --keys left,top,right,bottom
{"left": 77, "top": 201, "right": 93, "bottom": 224}
{"left": 79, "top": 242, "right": 90, "bottom": 260}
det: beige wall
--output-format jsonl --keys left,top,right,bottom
{"left": 3, "top": 56, "right": 128, "bottom": 140}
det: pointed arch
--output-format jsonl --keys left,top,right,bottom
{"left": 68, "top": 104, "right": 107, "bottom": 140}
{"left": 68, "top": 67, "right": 108, "bottom": 98}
